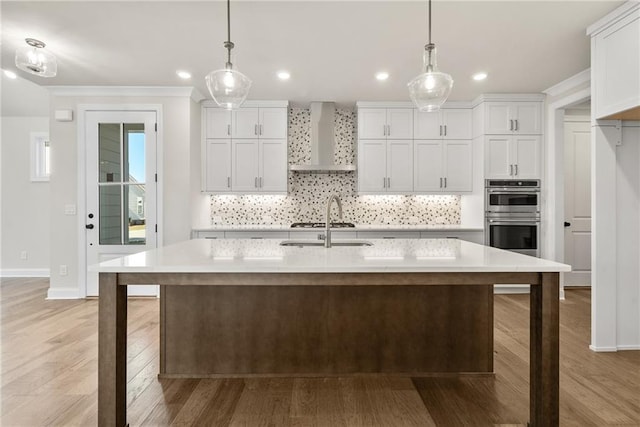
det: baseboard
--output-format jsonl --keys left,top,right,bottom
{"left": 494, "top": 285, "right": 530, "bottom": 294}
{"left": 47, "top": 287, "right": 82, "bottom": 299}
{"left": 589, "top": 345, "right": 618, "bottom": 352}
{"left": 616, "top": 345, "right": 640, "bottom": 351}
{"left": 0, "top": 268, "right": 50, "bottom": 277}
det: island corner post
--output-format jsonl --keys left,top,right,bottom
{"left": 97, "top": 270, "right": 560, "bottom": 427}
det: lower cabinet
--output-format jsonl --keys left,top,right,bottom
{"left": 356, "top": 231, "right": 421, "bottom": 239}
{"left": 420, "top": 231, "right": 484, "bottom": 244}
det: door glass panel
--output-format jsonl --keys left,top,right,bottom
{"left": 489, "top": 193, "right": 538, "bottom": 206}
{"left": 489, "top": 224, "right": 537, "bottom": 250}
{"left": 97, "top": 122, "right": 146, "bottom": 245}
{"left": 99, "top": 185, "right": 122, "bottom": 245}
{"left": 99, "top": 124, "right": 122, "bottom": 183}
{"left": 126, "top": 184, "right": 146, "bottom": 245}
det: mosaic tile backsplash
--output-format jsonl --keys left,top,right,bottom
{"left": 209, "top": 108, "right": 461, "bottom": 225}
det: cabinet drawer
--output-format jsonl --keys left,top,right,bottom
{"left": 192, "top": 231, "right": 225, "bottom": 239}
{"left": 420, "top": 231, "right": 484, "bottom": 244}
{"left": 356, "top": 231, "right": 421, "bottom": 239}
{"left": 224, "top": 231, "right": 289, "bottom": 239}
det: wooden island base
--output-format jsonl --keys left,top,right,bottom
{"left": 161, "top": 284, "right": 494, "bottom": 377}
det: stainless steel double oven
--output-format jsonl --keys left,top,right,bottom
{"left": 485, "top": 179, "right": 540, "bottom": 257}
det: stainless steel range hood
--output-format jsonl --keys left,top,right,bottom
{"left": 289, "top": 102, "right": 356, "bottom": 172}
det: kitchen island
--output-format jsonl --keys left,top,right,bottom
{"left": 97, "top": 238, "right": 569, "bottom": 427}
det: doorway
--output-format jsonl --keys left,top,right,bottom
{"left": 563, "top": 105, "right": 592, "bottom": 286}
{"left": 82, "top": 109, "right": 159, "bottom": 296}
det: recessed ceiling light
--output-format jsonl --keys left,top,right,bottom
{"left": 472, "top": 72, "right": 488, "bottom": 81}
{"left": 375, "top": 71, "right": 389, "bottom": 81}
{"left": 3, "top": 70, "right": 17, "bottom": 79}
{"left": 277, "top": 71, "right": 290, "bottom": 80}
{"left": 176, "top": 70, "right": 191, "bottom": 79}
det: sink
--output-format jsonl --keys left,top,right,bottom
{"left": 280, "top": 239, "right": 373, "bottom": 247}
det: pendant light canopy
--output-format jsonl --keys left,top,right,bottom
{"left": 408, "top": 0, "right": 453, "bottom": 112}
{"left": 206, "top": 0, "right": 251, "bottom": 110}
{"left": 15, "top": 38, "right": 57, "bottom": 78}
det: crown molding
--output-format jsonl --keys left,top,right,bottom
{"left": 543, "top": 69, "right": 591, "bottom": 97}
{"left": 471, "top": 93, "right": 546, "bottom": 107}
{"left": 201, "top": 100, "right": 289, "bottom": 108}
{"left": 587, "top": 0, "right": 639, "bottom": 37}
{"left": 48, "top": 86, "right": 205, "bottom": 102}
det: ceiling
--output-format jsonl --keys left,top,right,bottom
{"left": 1, "top": 1, "right": 623, "bottom": 110}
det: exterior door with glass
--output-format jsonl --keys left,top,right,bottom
{"left": 85, "top": 111, "right": 157, "bottom": 296}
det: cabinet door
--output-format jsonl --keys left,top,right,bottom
{"left": 443, "top": 141, "right": 472, "bottom": 192}
{"left": 485, "top": 136, "right": 513, "bottom": 179}
{"left": 260, "top": 139, "right": 288, "bottom": 192}
{"left": 358, "top": 109, "right": 387, "bottom": 139}
{"left": 232, "top": 139, "right": 260, "bottom": 191}
{"left": 513, "top": 136, "right": 541, "bottom": 179}
{"left": 205, "top": 109, "right": 232, "bottom": 138}
{"left": 387, "top": 109, "right": 414, "bottom": 139}
{"left": 512, "top": 103, "right": 542, "bottom": 134}
{"left": 414, "top": 140, "right": 444, "bottom": 192}
{"left": 205, "top": 139, "right": 232, "bottom": 192}
{"left": 387, "top": 140, "right": 413, "bottom": 192}
{"left": 259, "top": 108, "right": 288, "bottom": 139}
{"left": 232, "top": 108, "right": 260, "bottom": 138}
{"left": 484, "top": 102, "right": 512, "bottom": 134}
{"left": 358, "top": 139, "right": 387, "bottom": 192}
{"left": 442, "top": 109, "right": 472, "bottom": 139}
{"left": 414, "top": 110, "right": 442, "bottom": 139}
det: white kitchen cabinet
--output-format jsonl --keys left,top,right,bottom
{"left": 224, "top": 231, "right": 289, "bottom": 239}
{"left": 485, "top": 135, "right": 541, "bottom": 179}
{"left": 420, "top": 231, "right": 484, "bottom": 244}
{"left": 358, "top": 139, "right": 413, "bottom": 193}
{"left": 356, "top": 231, "right": 421, "bottom": 239}
{"left": 292, "top": 230, "right": 358, "bottom": 240}
{"left": 358, "top": 108, "right": 413, "bottom": 139}
{"left": 589, "top": 3, "right": 640, "bottom": 119}
{"left": 202, "top": 102, "right": 288, "bottom": 194}
{"left": 484, "top": 102, "right": 542, "bottom": 135}
{"left": 414, "top": 140, "right": 472, "bottom": 193}
{"left": 232, "top": 139, "right": 287, "bottom": 193}
{"left": 232, "top": 108, "right": 288, "bottom": 139}
{"left": 205, "top": 109, "right": 232, "bottom": 138}
{"left": 192, "top": 230, "right": 225, "bottom": 239}
{"left": 414, "top": 109, "right": 472, "bottom": 140}
{"left": 204, "top": 139, "right": 232, "bottom": 192}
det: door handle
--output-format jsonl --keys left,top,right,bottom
{"left": 510, "top": 119, "right": 513, "bottom": 131}
{"left": 85, "top": 224, "right": 94, "bottom": 229}
{"left": 444, "top": 125, "right": 447, "bottom": 136}
{"left": 440, "top": 177, "right": 443, "bottom": 188}
{"left": 259, "top": 124, "right": 263, "bottom": 135}
{"left": 383, "top": 125, "right": 387, "bottom": 136}
{"left": 227, "top": 124, "right": 231, "bottom": 136}
{"left": 514, "top": 120, "right": 518, "bottom": 131}
{"left": 439, "top": 125, "right": 442, "bottom": 136}
{"left": 444, "top": 177, "right": 447, "bottom": 188}
{"left": 254, "top": 124, "right": 258, "bottom": 135}
{"left": 260, "top": 177, "right": 263, "bottom": 188}
{"left": 510, "top": 164, "right": 513, "bottom": 176}
{"left": 514, "top": 164, "right": 518, "bottom": 176}
{"left": 227, "top": 177, "right": 231, "bottom": 188}
{"left": 255, "top": 177, "right": 258, "bottom": 188}
{"left": 564, "top": 221, "right": 571, "bottom": 227}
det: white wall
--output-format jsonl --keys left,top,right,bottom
{"left": 0, "top": 116, "right": 51, "bottom": 275}
{"left": 47, "top": 91, "right": 200, "bottom": 297}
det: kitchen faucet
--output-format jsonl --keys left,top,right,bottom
{"left": 325, "top": 195, "right": 343, "bottom": 248}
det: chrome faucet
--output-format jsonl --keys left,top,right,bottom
{"left": 325, "top": 195, "right": 343, "bottom": 248}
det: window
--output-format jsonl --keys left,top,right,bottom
{"left": 31, "top": 132, "right": 50, "bottom": 182}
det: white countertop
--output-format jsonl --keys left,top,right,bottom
{"left": 193, "top": 224, "right": 484, "bottom": 232}
{"left": 96, "top": 239, "right": 570, "bottom": 274}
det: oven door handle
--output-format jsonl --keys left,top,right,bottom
{"left": 488, "top": 219, "right": 540, "bottom": 223}
{"left": 487, "top": 189, "right": 540, "bottom": 194}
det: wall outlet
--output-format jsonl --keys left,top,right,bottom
{"left": 20, "top": 250, "right": 28, "bottom": 260}
{"left": 59, "top": 265, "right": 68, "bottom": 276}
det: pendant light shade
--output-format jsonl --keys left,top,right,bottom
{"left": 15, "top": 38, "right": 57, "bottom": 78}
{"left": 207, "top": 0, "right": 251, "bottom": 110}
{"left": 408, "top": 0, "right": 453, "bottom": 112}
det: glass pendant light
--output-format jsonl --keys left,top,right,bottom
{"left": 15, "top": 38, "right": 57, "bottom": 78}
{"left": 408, "top": 0, "right": 453, "bottom": 112}
{"left": 206, "top": 0, "right": 251, "bottom": 110}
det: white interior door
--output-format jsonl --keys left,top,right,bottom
{"left": 564, "top": 119, "right": 592, "bottom": 286}
{"left": 85, "top": 111, "right": 158, "bottom": 296}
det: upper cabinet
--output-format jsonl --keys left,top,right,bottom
{"left": 588, "top": 2, "right": 640, "bottom": 120}
{"left": 414, "top": 109, "right": 472, "bottom": 140}
{"left": 485, "top": 135, "right": 541, "bottom": 179}
{"left": 414, "top": 140, "right": 473, "bottom": 193}
{"left": 358, "top": 108, "right": 413, "bottom": 139}
{"left": 358, "top": 139, "right": 413, "bottom": 193}
{"left": 484, "top": 102, "right": 542, "bottom": 135}
{"left": 202, "top": 101, "right": 288, "bottom": 194}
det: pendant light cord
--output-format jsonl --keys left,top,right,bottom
{"left": 428, "top": 0, "right": 432, "bottom": 45}
{"left": 224, "top": 0, "right": 234, "bottom": 68}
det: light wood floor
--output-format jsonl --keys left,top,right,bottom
{"left": 1, "top": 278, "right": 639, "bottom": 426}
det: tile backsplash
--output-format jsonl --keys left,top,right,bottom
{"left": 209, "top": 108, "right": 461, "bottom": 225}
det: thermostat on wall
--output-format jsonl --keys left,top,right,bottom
{"left": 55, "top": 109, "right": 73, "bottom": 122}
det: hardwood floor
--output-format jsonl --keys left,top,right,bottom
{"left": 1, "top": 278, "right": 639, "bottom": 426}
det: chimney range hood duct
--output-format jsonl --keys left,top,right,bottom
{"left": 289, "top": 102, "right": 356, "bottom": 172}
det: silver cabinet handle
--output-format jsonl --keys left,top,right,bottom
{"left": 260, "top": 177, "right": 263, "bottom": 188}
{"left": 387, "top": 177, "right": 391, "bottom": 188}
{"left": 509, "top": 164, "right": 513, "bottom": 176}
{"left": 383, "top": 125, "right": 387, "bottom": 136}
{"left": 227, "top": 124, "right": 231, "bottom": 136}
{"left": 227, "top": 177, "right": 231, "bottom": 188}
{"left": 444, "top": 125, "right": 447, "bottom": 136}
{"left": 440, "top": 177, "right": 443, "bottom": 188}
{"left": 439, "top": 125, "right": 443, "bottom": 136}
{"left": 514, "top": 164, "right": 518, "bottom": 176}
{"left": 255, "top": 177, "right": 258, "bottom": 188}
{"left": 260, "top": 124, "right": 263, "bottom": 135}
{"left": 444, "top": 177, "right": 447, "bottom": 188}
{"left": 514, "top": 120, "right": 518, "bottom": 131}
{"left": 387, "top": 125, "right": 391, "bottom": 136}
{"left": 509, "top": 119, "right": 513, "bottom": 131}
{"left": 254, "top": 124, "right": 258, "bottom": 135}
{"left": 383, "top": 177, "right": 387, "bottom": 188}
